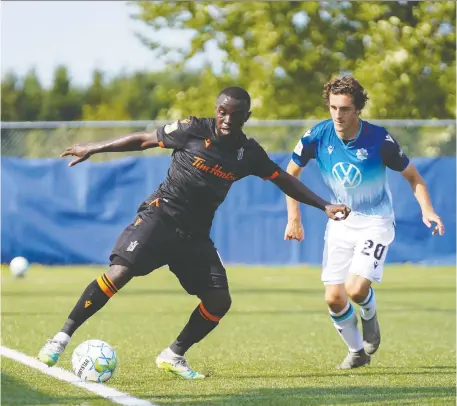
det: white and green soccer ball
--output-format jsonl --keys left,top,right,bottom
{"left": 72, "top": 339, "right": 117, "bottom": 383}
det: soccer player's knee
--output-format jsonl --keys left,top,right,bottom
{"left": 346, "top": 283, "right": 369, "bottom": 302}
{"left": 324, "top": 290, "right": 346, "bottom": 308}
{"left": 201, "top": 289, "right": 232, "bottom": 317}
{"left": 105, "top": 265, "right": 134, "bottom": 290}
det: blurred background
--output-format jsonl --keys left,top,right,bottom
{"left": 1, "top": 1, "right": 456, "bottom": 266}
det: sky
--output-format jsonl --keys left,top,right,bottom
{"left": 1, "top": 1, "right": 223, "bottom": 87}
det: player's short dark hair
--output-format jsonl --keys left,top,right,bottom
{"left": 218, "top": 87, "right": 251, "bottom": 110}
{"left": 323, "top": 76, "right": 369, "bottom": 111}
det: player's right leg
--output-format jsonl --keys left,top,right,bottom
{"left": 38, "top": 208, "right": 170, "bottom": 367}
{"left": 322, "top": 220, "right": 370, "bottom": 369}
{"left": 38, "top": 264, "right": 133, "bottom": 366}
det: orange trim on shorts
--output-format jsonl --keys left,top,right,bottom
{"left": 199, "top": 302, "right": 221, "bottom": 322}
{"left": 158, "top": 141, "right": 165, "bottom": 148}
{"left": 263, "top": 170, "right": 280, "bottom": 181}
{"left": 97, "top": 275, "right": 115, "bottom": 298}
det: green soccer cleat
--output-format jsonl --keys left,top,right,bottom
{"left": 38, "top": 339, "right": 67, "bottom": 367}
{"left": 156, "top": 349, "right": 205, "bottom": 380}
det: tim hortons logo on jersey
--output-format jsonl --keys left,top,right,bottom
{"left": 192, "top": 156, "right": 237, "bottom": 181}
{"left": 332, "top": 162, "right": 362, "bottom": 189}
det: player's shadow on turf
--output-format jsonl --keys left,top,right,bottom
{"left": 228, "top": 369, "right": 455, "bottom": 379}
{"left": 151, "top": 386, "right": 456, "bottom": 405}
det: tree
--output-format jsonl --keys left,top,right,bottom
{"left": 18, "top": 69, "right": 44, "bottom": 121}
{"left": 40, "top": 65, "right": 82, "bottom": 121}
{"left": 351, "top": 1, "right": 456, "bottom": 119}
{"left": 131, "top": 1, "right": 455, "bottom": 120}
{"left": 85, "top": 70, "right": 106, "bottom": 107}
{"left": 1, "top": 72, "right": 21, "bottom": 121}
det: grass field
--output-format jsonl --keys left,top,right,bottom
{"left": 1, "top": 264, "right": 456, "bottom": 405}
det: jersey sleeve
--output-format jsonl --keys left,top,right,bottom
{"left": 380, "top": 133, "right": 410, "bottom": 172}
{"left": 291, "top": 127, "right": 316, "bottom": 167}
{"left": 250, "top": 142, "right": 281, "bottom": 181}
{"left": 156, "top": 117, "right": 196, "bottom": 150}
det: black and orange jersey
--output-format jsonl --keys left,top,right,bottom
{"left": 138, "top": 116, "right": 280, "bottom": 236}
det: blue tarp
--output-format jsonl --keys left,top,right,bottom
{"left": 2, "top": 155, "right": 455, "bottom": 265}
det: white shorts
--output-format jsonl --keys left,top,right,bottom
{"left": 322, "top": 213, "right": 395, "bottom": 285}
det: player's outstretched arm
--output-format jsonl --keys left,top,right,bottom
{"left": 284, "top": 160, "right": 305, "bottom": 241}
{"left": 401, "top": 163, "right": 445, "bottom": 236}
{"left": 60, "top": 130, "right": 160, "bottom": 167}
{"left": 271, "top": 169, "right": 351, "bottom": 220}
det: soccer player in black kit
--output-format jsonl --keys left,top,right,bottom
{"left": 39, "top": 87, "right": 351, "bottom": 379}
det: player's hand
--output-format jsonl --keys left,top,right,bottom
{"left": 325, "top": 204, "right": 351, "bottom": 221}
{"left": 284, "top": 220, "right": 304, "bottom": 242}
{"left": 60, "top": 144, "right": 93, "bottom": 167}
{"left": 422, "top": 211, "right": 444, "bottom": 236}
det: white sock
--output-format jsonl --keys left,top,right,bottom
{"left": 163, "top": 347, "right": 182, "bottom": 358}
{"left": 53, "top": 332, "right": 70, "bottom": 345}
{"left": 329, "top": 302, "right": 363, "bottom": 352}
{"left": 357, "top": 287, "right": 377, "bottom": 320}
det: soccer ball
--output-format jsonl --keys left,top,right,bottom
{"left": 9, "top": 256, "right": 29, "bottom": 277}
{"left": 72, "top": 339, "right": 117, "bottom": 383}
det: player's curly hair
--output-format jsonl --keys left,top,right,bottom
{"left": 323, "top": 76, "right": 369, "bottom": 111}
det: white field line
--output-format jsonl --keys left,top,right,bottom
{"left": 1, "top": 346, "right": 157, "bottom": 406}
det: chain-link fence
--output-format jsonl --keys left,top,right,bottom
{"left": 1, "top": 119, "right": 455, "bottom": 160}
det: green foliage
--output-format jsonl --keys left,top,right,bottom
{"left": 39, "top": 66, "right": 83, "bottom": 121}
{"left": 133, "top": 1, "right": 455, "bottom": 120}
{"left": 352, "top": 2, "right": 456, "bottom": 119}
{"left": 1, "top": 66, "right": 200, "bottom": 123}
{"left": 1, "top": 2, "right": 455, "bottom": 156}
{"left": 1, "top": 73, "right": 21, "bottom": 121}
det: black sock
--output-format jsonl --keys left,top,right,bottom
{"left": 170, "top": 302, "right": 221, "bottom": 356}
{"left": 61, "top": 274, "right": 118, "bottom": 336}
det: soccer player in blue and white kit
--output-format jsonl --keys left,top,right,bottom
{"left": 284, "top": 76, "right": 445, "bottom": 369}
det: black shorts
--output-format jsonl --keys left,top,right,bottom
{"left": 110, "top": 206, "right": 228, "bottom": 296}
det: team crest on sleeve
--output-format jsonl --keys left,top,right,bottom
{"left": 180, "top": 118, "right": 191, "bottom": 124}
{"left": 293, "top": 140, "right": 303, "bottom": 155}
{"left": 356, "top": 148, "right": 368, "bottom": 160}
{"left": 237, "top": 147, "right": 244, "bottom": 160}
{"left": 164, "top": 121, "right": 179, "bottom": 134}
{"left": 385, "top": 134, "right": 394, "bottom": 143}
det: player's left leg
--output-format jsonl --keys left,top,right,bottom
{"left": 156, "top": 236, "right": 229, "bottom": 379}
{"left": 347, "top": 221, "right": 394, "bottom": 356}
{"left": 345, "top": 274, "right": 380, "bottom": 355}
{"left": 322, "top": 220, "right": 370, "bottom": 369}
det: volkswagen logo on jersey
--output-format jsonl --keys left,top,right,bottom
{"left": 332, "top": 162, "right": 362, "bottom": 189}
